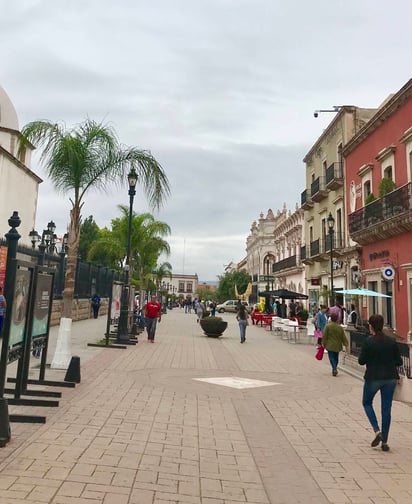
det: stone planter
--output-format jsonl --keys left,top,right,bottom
{"left": 199, "top": 316, "right": 228, "bottom": 337}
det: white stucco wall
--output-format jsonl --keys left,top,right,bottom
{"left": 0, "top": 85, "right": 41, "bottom": 243}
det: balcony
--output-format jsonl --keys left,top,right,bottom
{"left": 349, "top": 183, "right": 412, "bottom": 245}
{"left": 300, "top": 245, "right": 306, "bottom": 261}
{"left": 301, "top": 189, "right": 313, "bottom": 209}
{"left": 326, "top": 162, "right": 344, "bottom": 190}
{"left": 319, "top": 232, "right": 345, "bottom": 257}
{"left": 272, "top": 255, "right": 297, "bottom": 273}
{"left": 311, "top": 176, "right": 328, "bottom": 202}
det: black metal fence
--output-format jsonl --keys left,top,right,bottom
{"left": 350, "top": 330, "right": 411, "bottom": 378}
{"left": 1, "top": 237, "right": 125, "bottom": 299}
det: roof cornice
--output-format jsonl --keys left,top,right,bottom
{"left": 342, "top": 79, "right": 412, "bottom": 157}
{"left": 0, "top": 145, "right": 43, "bottom": 183}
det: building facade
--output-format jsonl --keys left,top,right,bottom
{"left": 162, "top": 273, "right": 198, "bottom": 301}
{"left": 246, "top": 209, "right": 277, "bottom": 303}
{"left": 344, "top": 79, "right": 412, "bottom": 341}
{"left": 245, "top": 205, "right": 305, "bottom": 303}
{"left": 0, "top": 86, "right": 41, "bottom": 240}
{"left": 272, "top": 204, "right": 305, "bottom": 295}
{"left": 301, "top": 106, "right": 376, "bottom": 309}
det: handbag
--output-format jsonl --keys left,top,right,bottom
{"left": 314, "top": 329, "right": 322, "bottom": 339}
{"left": 315, "top": 345, "right": 325, "bottom": 360}
{"left": 393, "top": 370, "right": 412, "bottom": 403}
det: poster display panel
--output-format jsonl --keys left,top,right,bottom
{"left": 9, "top": 268, "right": 31, "bottom": 347}
{"left": 32, "top": 273, "right": 53, "bottom": 338}
{"left": 0, "top": 245, "right": 7, "bottom": 290}
{"left": 111, "top": 282, "right": 122, "bottom": 321}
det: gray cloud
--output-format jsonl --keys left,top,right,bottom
{"left": 2, "top": 0, "right": 412, "bottom": 279}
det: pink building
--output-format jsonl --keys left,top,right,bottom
{"left": 343, "top": 79, "right": 412, "bottom": 341}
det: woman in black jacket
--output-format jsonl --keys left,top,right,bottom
{"left": 358, "top": 314, "right": 402, "bottom": 452}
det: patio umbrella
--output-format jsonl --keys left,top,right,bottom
{"left": 334, "top": 287, "right": 392, "bottom": 298}
{"left": 270, "top": 288, "right": 308, "bottom": 300}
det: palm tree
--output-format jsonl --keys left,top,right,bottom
{"left": 152, "top": 261, "right": 173, "bottom": 293}
{"left": 88, "top": 209, "right": 171, "bottom": 300}
{"left": 19, "top": 119, "right": 169, "bottom": 366}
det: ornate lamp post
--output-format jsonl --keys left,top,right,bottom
{"left": 46, "top": 221, "right": 56, "bottom": 253}
{"left": 327, "top": 212, "right": 335, "bottom": 306}
{"left": 117, "top": 167, "right": 138, "bottom": 342}
{"left": 29, "top": 229, "right": 40, "bottom": 249}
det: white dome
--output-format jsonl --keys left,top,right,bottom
{"left": 0, "top": 85, "right": 19, "bottom": 130}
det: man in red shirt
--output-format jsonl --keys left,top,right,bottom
{"left": 144, "top": 295, "right": 162, "bottom": 342}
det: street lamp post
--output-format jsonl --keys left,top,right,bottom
{"left": 327, "top": 212, "right": 335, "bottom": 306}
{"left": 117, "top": 167, "right": 138, "bottom": 342}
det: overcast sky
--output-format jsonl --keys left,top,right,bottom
{"left": 1, "top": 0, "right": 412, "bottom": 281}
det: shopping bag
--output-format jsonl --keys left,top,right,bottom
{"left": 314, "top": 329, "right": 322, "bottom": 339}
{"left": 393, "top": 371, "right": 412, "bottom": 403}
{"left": 315, "top": 345, "right": 325, "bottom": 360}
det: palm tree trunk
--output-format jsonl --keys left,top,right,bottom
{"left": 63, "top": 205, "right": 81, "bottom": 318}
{"left": 51, "top": 204, "right": 81, "bottom": 369}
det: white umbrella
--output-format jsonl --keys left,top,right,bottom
{"left": 335, "top": 287, "right": 392, "bottom": 298}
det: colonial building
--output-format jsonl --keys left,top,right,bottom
{"left": 344, "top": 79, "right": 412, "bottom": 341}
{"left": 272, "top": 204, "right": 305, "bottom": 295}
{"left": 162, "top": 273, "right": 198, "bottom": 301}
{"left": 0, "top": 86, "right": 41, "bottom": 240}
{"left": 301, "top": 106, "right": 376, "bottom": 309}
{"left": 245, "top": 205, "right": 305, "bottom": 303}
{"left": 246, "top": 209, "right": 276, "bottom": 303}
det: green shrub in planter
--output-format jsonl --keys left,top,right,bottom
{"left": 199, "top": 316, "right": 228, "bottom": 337}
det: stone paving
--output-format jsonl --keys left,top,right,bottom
{"left": 1, "top": 309, "right": 412, "bottom": 503}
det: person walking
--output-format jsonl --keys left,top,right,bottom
{"left": 236, "top": 303, "right": 250, "bottom": 343}
{"left": 196, "top": 299, "right": 205, "bottom": 323}
{"left": 358, "top": 314, "right": 402, "bottom": 452}
{"left": 315, "top": 305, "right": 328, "bottom": 347}
{"left": 91, "top": 293, "right": 101, "bottom": 319}
{"left": 0, "top": 286, "right": 6, "bottom": 336}
{"left": 144, "top": 295, "right": 162, "bottom": 342}
{"left": 321, "top": 313, "right": 349, "bottom": 376}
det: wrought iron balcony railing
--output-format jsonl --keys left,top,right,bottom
{"left": 349, "top": 183, "right": 412, "bottom": 244}
{"left": 272, "top": 255, "right": 297, "bottom": 273}
{"left": 311, "top": 176, "right": 328, "bottom": 201}
{"left": 326, "top": 162, "right": 344, "bottom": 189}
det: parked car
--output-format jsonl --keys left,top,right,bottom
{"left": 216, "top": 300, "right": 251, "bottom": 313}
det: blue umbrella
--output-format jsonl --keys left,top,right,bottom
{"left": 335, "top": 287, "right": 391, "bottom": 298}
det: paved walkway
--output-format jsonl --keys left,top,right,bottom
{"left": 1, "top": 309, "right": 412, "bottom": 503}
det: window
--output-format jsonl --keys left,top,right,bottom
{"left": 179, "top": 282, "right": 184, "bottom": 291}
{"left": 336, "top": 208, "right": 342, "bottom": 248}
{"left": 364, "top": 180, "right": 371, "bottom": 200}
{"left": 19, "top": 146, "right": 26, "bottom": 164}
{"left": 187, "top": 283, "right": 192, "bottom": 292}
{"left": 383, "top": 166, "right": 393, "bottom": 179}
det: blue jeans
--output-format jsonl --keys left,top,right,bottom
{"left": 145, "top": 317, "right": 158, "bottom": 340}
{"left": 362, "top": 379, "right": 397, "bottom": 443}
{"left": 327, "top": 351, "right": 339, "bottom": 372}
{"left": 239, "top": 320, "right": 247, "bottom": 342}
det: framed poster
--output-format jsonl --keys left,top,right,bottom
{"left": 0, "top": 245, "right": 7, "bottom": 290}
{"left": 9, "top": 267, "right": 32, "bottom": 347}
{"left": 111, "top": 282, "right": 122, "bottom": 321}
{"left": 32, "top": 272, "right": 53, "bottom": 338}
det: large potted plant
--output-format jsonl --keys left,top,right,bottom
{"left": 199, "top": 315, "right": 228, "bottom": 337}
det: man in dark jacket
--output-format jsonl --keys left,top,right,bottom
{"left": 358, "top": 314, "right": 402, "bottom": 452}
